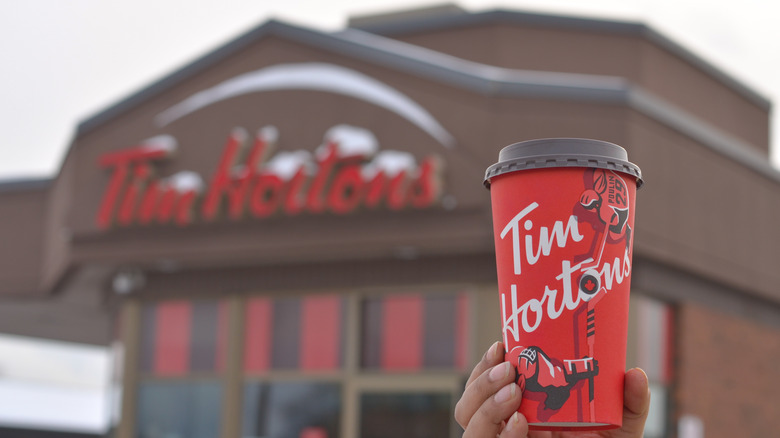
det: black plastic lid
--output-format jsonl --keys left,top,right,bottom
{"left": 484, "top": 138, "right": 643, "bottom": 188}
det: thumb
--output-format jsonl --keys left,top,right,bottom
{"left": 615, "top": 368, "right": 651, "bottom": 438}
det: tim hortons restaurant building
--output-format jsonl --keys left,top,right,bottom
{"left": 2, "top": 6, "right": 780, "bottom": 438}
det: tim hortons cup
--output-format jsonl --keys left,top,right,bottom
{"left": 484, "top": 139, "right": 643, "bottom": 431}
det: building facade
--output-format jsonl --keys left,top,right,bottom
{"left": 1, "top": 6, "right": 779, "bottom": 438}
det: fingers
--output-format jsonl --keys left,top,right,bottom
{"left": 499, "top": 412, "right": 529, "bottom": 438}
{"left": 616, "top": 368, "right": 651, "bottom": 438}
{"left": 456, "top": 342, "right": 508, "bottom": 428}
{"left": 462, "top": 381, "right": 525, "bottom": 438}
{"left": 454, "top": 341, "right": 529, "bottom": 437}
{"left": 456, "top": 360, "right": 513, "bottom": 427}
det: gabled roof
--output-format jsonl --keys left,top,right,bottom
{"left": 350, "top": 8, "right": 771, "bottom": 111}
{"left": 76, "top": 17, "right": 630, "bottom": 136}
{"left": 74, "top": 15, "right": 779, "bottom": 184}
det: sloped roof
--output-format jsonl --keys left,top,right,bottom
{"left": 0, "top": 177, "right": 51, "bottom": 192}
{"left": 76, "top": 17, "right": 630, "bottom": 135}
{"left": 74, "top": 15, "right": 779, "bottom": 184}
{"left": 79, "top": 8, "right": 772, "bottom": 138}
{"left": 350, "top": 8, "right": 771, "bottom": 110}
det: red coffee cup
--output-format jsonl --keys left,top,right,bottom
{"left": 484, "top": 139, "right": 643, "bottom": 431}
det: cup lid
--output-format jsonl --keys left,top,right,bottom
{"left": 484, "top": 138, "right": 643, "bottom": 188}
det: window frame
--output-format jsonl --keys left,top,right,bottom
{"left": 119, "top": 286, "right": 478, "bottom": 438}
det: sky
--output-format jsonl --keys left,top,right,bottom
{"left": 1, "top": 0, "right": 780, "bottom": 181}
{"left": 0, "top": 0, "right": 778, "bottom": 431}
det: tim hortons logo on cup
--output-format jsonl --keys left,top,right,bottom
{"left": 498, "top": 168, "right": 632, "bottom": 420}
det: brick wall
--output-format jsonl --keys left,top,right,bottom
{"left": 675, "top": 303, "right": 780, "bottom": 437}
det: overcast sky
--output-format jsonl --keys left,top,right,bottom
{"left": 0, "top": 0, "right": 778, "bottom": 431}
{"left": 1, "top": 0, "right": 780, "bottom": 180}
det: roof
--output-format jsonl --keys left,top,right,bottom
{"left": 349, "top": 8, "right": 771, "bottom": 111}
{"left": 72, "top": 13, "right": 779, "bottom": 186}
{"left": 0, "top": 177, "right": 51, "bottom": 193}
{"left": 77, "top": 9, "right": 772, "bottom": 135}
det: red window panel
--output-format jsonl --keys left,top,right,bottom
{"left": 361, "top": 292, "right": 471, "bottom": 371}
{"left": 244, "top": 298, "right": 273, "bottom": 373}
{"left": 300, "top": 295, "right": 343, "bottom": 371}
{"left": 139, "top": 299, "right": 228, "bottom": 377}
{"left": 381, "top": 295, "right": 424, "bottom": 370}
{"left": 154, "top": 300, "right": 192, "bottom": 376}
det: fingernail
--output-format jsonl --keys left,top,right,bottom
{"left": 494, "top": 383, "right": 516, "bottom": 403}
{"left": 489, "top": 361, "right": 510, "bottom": 382}
{"left": 505, "top": 412, "right": 520, "bottom": 432}
{"left": 488, "top": 341, "right": 500, "bottom": 361}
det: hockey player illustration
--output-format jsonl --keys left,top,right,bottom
{"left": 576, "top": 167, "right": 632, "bottom": 305}
{"left": 507, "top": 345, "right": 598, "bottom": 411}
{"left": 578, "top": 167, "right": 632, "bottom": 264}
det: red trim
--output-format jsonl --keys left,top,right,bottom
{"left": 244, "top": 298, "right": 272, "bottom": 372}
{"left": 381, "top": 295, "right": 423, "bottom": 370}
{"left": 154, "top": 301, "right": 191, "bottom": 376}
{"left": 300, "top": 295, "right": 342, "bottom": 370}
{"left": 455, "top": 293, "right": 470, "bottom": 370}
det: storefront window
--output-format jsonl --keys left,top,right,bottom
{"left": 139, "top": 299, "right": 228, "bottom": 375}
{"left": 632, "top": 294, "right": 674, "bottom": 438}
{"left": 136, "top": 299, "right": 228, "bottom": 438}
{"left": 242, "top": 381, "right": 341, "bottom": 438}
{"left": 361, "top": 292, "right": 469, "bottom": 371}
{"left": 244, "top": 295, "right": 345, "bottom": 372}
{"left": 133, "top": 291, "right": 470, "bottom": 438}
{"left": 359, "top": 392, "right": 452, "bottom": 438}
{"left": 136, "top": 381, "right": 222, "bottom": 438}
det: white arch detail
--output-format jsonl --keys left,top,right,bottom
{"left": 155, "top": 62, "right": 455, "bottom": 147}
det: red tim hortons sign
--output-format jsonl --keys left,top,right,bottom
{"left": 95, "top": 124, "right": 444, "bottom": 229}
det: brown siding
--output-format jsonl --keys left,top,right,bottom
{"left": 41, "top": 154, "right": 76, "bottom": 291}
{"left": 388, "top": 22, "right": 769, "bottom": 153}
{"left": 638, "top": 42, "right": 769, "bottom": 152}
{"left": 629, "top": 111, "right": 780, "bottom": 303}
{"left": 0, "top": 185, "right": 47, "bottom": 295}
{"left": 390, "top": 23, "right": 643, "bottom": 79}
{"left": 676, "top": 304, "right": 780, "bottom": 437}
